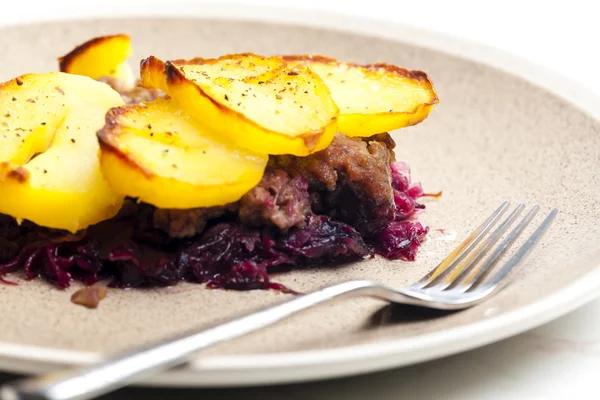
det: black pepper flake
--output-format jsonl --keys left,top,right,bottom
{"left": 304, "top": 90, "right": 309, "bottom": 94}
{"left": 287, "top": 71, "right": 299, "bottom": 76}
{"left": 237, "top": 102, "right": 241, "bottom": 106}
{"left": 41, "top": 122, "right": 46, "bottom": 125}
{"left": 202, "top": 150, "right": 206, "bottom": 154}
{"left": 15, "top": 78, "right": 23, "bottom": 86}
{"left": 150, "top": 133, "right": 154, "bottom": 137}
{"left": 286, "top": 82, "right": 291, "bottom": 85}
{"left": 4, "top": 113, "right": 10, "bottom": 118}
{"left": 258, "top": 81, "right": 265, "bottom": 85}
{"left": 147, "top": 124, "right": 152, "bottom": 129}
{"left": 252, "top": 94, "right": 257, "bottom": 97}
{"left": 43, "top": 169, "right": 47, "bottom": 174}
{"left": 162, "top": 149, "right": 169, "bottom": 155}
{"left": 389, "top": 109, "right": 394, "bottom": 112}
{"left": 241, "top": 93, "right": 247, "bottom": 97}
{"left": 71, "top": 138, "right": 76, "bottom": 143}
{"left": 15, "top": 133, "right": 20, "bottom": 137}
{"left": 11, "top": 97, "right": 16, "bottom": 101}
{"left": 224, "top": 94, "right": 229, "bottom": 101}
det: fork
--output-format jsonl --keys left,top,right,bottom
{"left": 0, "top": 201, "right": 558, "bottom": 400}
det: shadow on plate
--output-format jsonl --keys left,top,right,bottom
{"left": 366, "top": 303, "right": 457, "bottom": 328}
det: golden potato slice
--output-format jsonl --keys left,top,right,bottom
{"left": 59, "top": 34, "right": 134, "bottom": 84}
{"left": 171, "top": 53, "right": 287, "bottom": 80}
{"left": 282, "top": 55, "right": 439, "bottom": 137}
{"left": 140, "top": 54, "right": 339, "bottom": 156}
{"left": 0, "top": 72, "right": 125, "bottom": 232}
{"left": 139, "top": 55, "right": 170, "bottom": 93}
{"left": 141, "top": 53, "right": 287, "bottom": 92}
{"left": 98, "top": 98, "right": 268, "bottom": 209}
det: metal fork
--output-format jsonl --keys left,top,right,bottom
{"left": 0, "top": 201, "right": 558, "bottom": 400}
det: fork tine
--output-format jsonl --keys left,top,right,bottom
{"left": 414, "top": 201, "right": 510, "bottom": 288}
{"left": 460, "top": 205, "right": 541, "bottom": 292}
{"left": 485, "top": 208, "right": 559, "bottom": 289}
{"left": 438, "top": 204, "right": 525, "bottom": 290}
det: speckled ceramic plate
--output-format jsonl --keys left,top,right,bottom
{"left": 0, "top": 2, "right": 599, "bottom": 388}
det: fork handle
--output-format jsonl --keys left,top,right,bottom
{"left": 1, "top": 280, "right": 390, "bottom": 400}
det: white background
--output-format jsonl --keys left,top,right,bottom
{"left": 1, "top": 1, "right": 600, "bottom": 399}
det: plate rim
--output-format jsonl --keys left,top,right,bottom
{"left": 1, "top": 1, "right": 599, "bottom": 386}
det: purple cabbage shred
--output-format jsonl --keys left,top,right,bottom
{"left": 370, "top": 162, "right": 430, "bottom": 260}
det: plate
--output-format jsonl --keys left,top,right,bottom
{"left": 0, "top": 2, "right": 599, "bottom": 387}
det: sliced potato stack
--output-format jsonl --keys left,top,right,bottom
{"left": 59, "top": 34, "right": 135, "bottom": 85}
{"left": 98, "top": 98, "right": 269, "bottom": 209}
{"left": 1, "top": 33, "right": 439, "bottom": 232}
{"left": 283, "top": 55, "right": 439, "bottom": 137}
{"left": 0, "top": 72, "right": 125, "bottom": 232}
{"left": 140, "top": 54, "right": 340, "bottom": 156}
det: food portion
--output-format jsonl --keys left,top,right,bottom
{"left": 0, "top": 34, "right": 438, "bottom": 297}
{"left": 0, "top": 136, "right": 427, "bottom": 290}
{"left": 282, "top": 55, "right": 438, "bottom": 137}
{"left": 0, "top": 72, "right": 125, "bottom": 232}
{"left": 98, "top": 98, "right": 268, "bottom": 209}
{"left": 140, "top": 54, "right": 339, "bottom": 156}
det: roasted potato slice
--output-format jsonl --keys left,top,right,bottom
{"left": 139, "top": 55, "right": 170, "bottom": 93}
{"left": 140, "top": 53, "right": 286, "bottom": 93}
{"left": 98, "top": 98, "right": 269, "bottom": 209}
{"left": 171, "top": 53, "right": 287, "bottom": 80}
{"left": 0, "top": 72, "right": 125, "bottom": 232}
{"left": 140, "top": 54, "right": 339, "bottom": 156}
{"left": 282, "top": 55, "right": 439, "bottom": 137}
{"left": 59, "top": 34, "right": 134, "bottom": 84}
